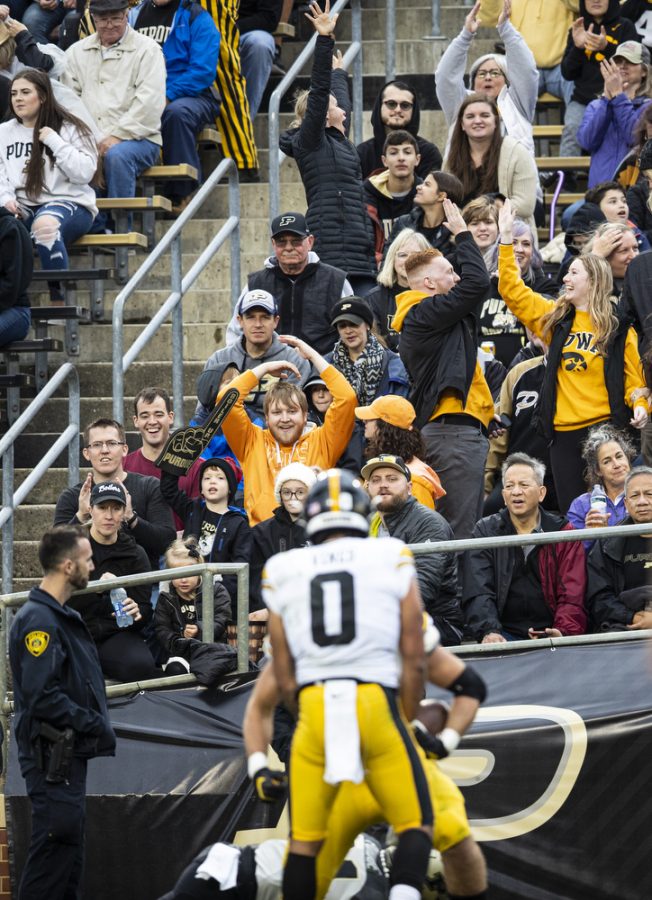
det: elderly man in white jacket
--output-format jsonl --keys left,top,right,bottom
{"left": 62, "top": 0, "right": 165, "bottom": 203}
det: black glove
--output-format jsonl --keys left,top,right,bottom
{"left": 412, "top": 721, "right": 449, "bottom": 760}
{"left": 253, "top": 767, "right": 288, "bottom": 802}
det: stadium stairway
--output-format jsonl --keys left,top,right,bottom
{"left": 4, "top": 1, "right": 493, "bottom": 592}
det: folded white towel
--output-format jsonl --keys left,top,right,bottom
{"left": 196, "top": 843, "right": 241, "bottom": 888}
{"left": 323, "top": 680, "right": 364, "bottom": 785}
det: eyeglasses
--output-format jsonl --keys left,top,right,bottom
{"left": 86, "top": 440, "right": 124, "bottom": 451}
{"left": 475, "top": 69, "right": 504, "bottom": 79}
{"left": 383, "top": 99, "right": 413, "bottom": 111}
{"left": 280, "top": 488, "right": 307, "bottom": 501}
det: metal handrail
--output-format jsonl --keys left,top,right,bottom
{"left": 112, "top": 158, "right": 240, "bottom": 426}
{"left": 268, "top": 0, "right": 363, "bottom": 223}
{"left": 0, "top": 363, "right": 80, "bottom": 594}
{"left": 0, "top": 561, "right": 249, "bottom": 775}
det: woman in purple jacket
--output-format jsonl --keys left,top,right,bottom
{"left": 577, "top": 41, "right": 652, "bottom": 187}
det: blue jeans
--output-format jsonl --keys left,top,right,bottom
{"left": 162, "top": 94, "right": 221, "bottom": 199}
{"left": 0, "top": 305, "right": 30, "bottom": 348}
{"left": 239, "top": 29, "right": 276, "bottom": 118}
{"left": 560, "top": 99, "right": 586, "bottom": 158}
{"left": 102, "top": 139, "right": 161, "bottom": 199}
{"left": 21, "top": 1, "right": 68, "bottom": 43}
{"left": 538, "top": 65, "right": 574, "bottom": 106}
{"left": 23, "top": 201, "right": 94, "bottom": 301}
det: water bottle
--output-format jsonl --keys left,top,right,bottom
{"left": 589, "top": 484, "right": 608, "bottom": 526}
{"left": 110, "top": 588, "right": 133, "bottom": 628}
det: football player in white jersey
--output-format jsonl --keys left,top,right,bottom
{"left": 244, "top": 620, "right": 488, "bottom": 900}
{"left": 263, "top": 469, "right": 433, "bottom": 900}
{"left": 158, "top": 833, "right": 389, "bottom": 899}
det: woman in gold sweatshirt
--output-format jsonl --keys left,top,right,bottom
{"left": 497, "top": 199, "right": 648, "bottom": 512}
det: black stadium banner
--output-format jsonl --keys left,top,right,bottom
{"left": 5, "top": 640, "right": 652, "bottom": 899}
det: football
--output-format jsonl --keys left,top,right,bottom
{"left": 415, "top": 699, "right": 450, "bottom": 737}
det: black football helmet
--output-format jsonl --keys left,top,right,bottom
{"left": 304, "top": 469, "right": 371, "bottom": 542}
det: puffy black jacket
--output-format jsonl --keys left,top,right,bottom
{"left": 384, "top": 205, "right": 455, "bottom": 261}
{"left": 377, "top": 497, "right": 462, "bottom": 629}
{"left": 9, "top": 586, "right": 116, "bottom": 774}
{"left": 68, "top": 531, "right": 153, "bottom": 644}
{"left": 356, "top": 79, "right": 442, "bottom": 180}
{"left": 279, "top": 35, "right": 376, "bottom": 278}
{"left": 154, "top": 581, "right": 231, "bottom": 659}
{"left": 249, "top": 506, "right": 309, "bottom": 610}
{"left": 247, "top": 257, "right": 345, "bottom": 356}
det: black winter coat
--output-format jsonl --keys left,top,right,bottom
{"left": 0, "top": 208, "right": 32, "bottom": 313}
{"left": 154, "top": 582, "right": 231, "bottom": 659}
{"left": 586, "top": 518, "right": 645, "bottom": 631}
{"left": 395, "top": 231, "right": 491, "bottom": 428}
{"left": 249, "top": 506, "right": 309, "bottom": 610}
{"left": 384, "top": 205, "right": 455, "bottom": 261}
{"left": 626, "top": 180, "right": 652, "bottom": 248}
{"left": 279, "top": 35, "right": 376, "bottom": 277}
{"left": 356, "top": 79, "right": 442, "bottom": 180}
{"left": 68, "top": 531, "right": 153, "bottom": 644}
{"left": 367, "top": 282, "right": 402, "bottom": 351}
{"left": 9, "top": 586, "right": 116, "bottom": 774}
{"left": 380, "top": 497, "right": 462, "bottom": 629}
{"left": 562, "top": 0, "right": 638, "bottom": 105}
{"left": 160, "top": 471, "right": 252, "bottom": 616}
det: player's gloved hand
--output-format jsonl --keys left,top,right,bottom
{"left": 411, "top": 720, "right": 449, "bottom": 759}
{"left": 253, "top": 767, "right": 288, "bottom": 802}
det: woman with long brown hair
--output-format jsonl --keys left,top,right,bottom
{"left": 0, "top": 69, "right": 97, "bottom": 302}
{"left": 445, "top": 93, "right": 538, "bottom": 230}
{"left": 498, "top": 198, "right": 648, "bottom": 512}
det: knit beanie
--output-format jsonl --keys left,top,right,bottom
{"left": 199, "top": 456, "right": 242, "bottom": 502}
{"left": 274, "top": 463, "right": 317, "bottom": 504}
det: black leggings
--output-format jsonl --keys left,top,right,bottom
{"left": 550, "top": 424, "right": 604, "bottom": 514}
{"left": 98, "top": 631, "right": 161, "bottom": 682}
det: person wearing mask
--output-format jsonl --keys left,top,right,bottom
{"left": 248, "top": 462, "right": 315, "bottom": 611}
{"left": 497, "top": 198, "right": 648, "bottom": 512}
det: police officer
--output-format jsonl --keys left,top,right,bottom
{"left": 9, "top": 525, "right": 116, "bottom": 900}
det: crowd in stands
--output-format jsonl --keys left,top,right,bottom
{"left": 5, "top": 0, "right": 652, "bottom": 682}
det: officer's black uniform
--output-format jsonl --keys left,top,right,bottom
{"left": 9, "top": 586, "right": 116, "bottom": 900}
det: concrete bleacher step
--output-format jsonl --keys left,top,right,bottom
{"left": 12, "top": 396, "right": 200, "bottom": 435}
{"left": 46, "top": 322, "right": 218, "bottom": 364}
{"left": 334, "top": 4, "right": 468, "bottom": 41}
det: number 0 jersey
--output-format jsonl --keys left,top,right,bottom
{"left": 262, "top": 536, "right": 415, "bottom": 688}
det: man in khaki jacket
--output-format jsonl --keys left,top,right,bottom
{"left": 63, "top": 0, "right": 166, "bottom": 203}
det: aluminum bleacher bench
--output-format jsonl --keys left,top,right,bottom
{"left": 0, "top": 372, "right": 35, "bottom": 426}
{"left": 30, "top": 306, "right": 91, "bottom": 357}
{"left": 1, "top": 338, "right": 63, "bottom": 393}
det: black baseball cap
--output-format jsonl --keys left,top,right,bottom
{"left": 271, "top": 212, "right": 311, "bottom": 239}
{"left": 90, "top": 481, "right": 127, "bottom": 507}
{"left": 89, "top": 0, "right": 129, "bottom": 13}
{"left": 330, "top": 297, "right": 374, "bottom": 329}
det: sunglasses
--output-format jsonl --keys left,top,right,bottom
{"left": 383, "top": 99, "right": 413, "bottom": 111}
